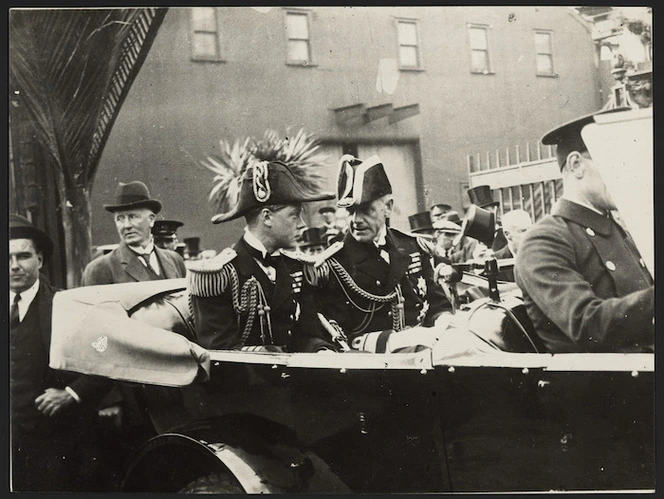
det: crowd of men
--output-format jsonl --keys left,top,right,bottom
{"left": 9, "top": 107, "right": 654, "bottom": 491}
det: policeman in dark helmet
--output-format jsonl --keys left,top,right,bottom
{"left": 515, "top": 107, "right": 653, "bottom": 353}
{"left": 305, "top": 155, "right": 450, "bottom": 348}
{"left": 152, "top": 219, "right": 183, "bottom": 251}
{"left": 187, "top": 160, "right": 336, "bottom": 352}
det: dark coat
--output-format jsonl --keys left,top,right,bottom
{"left": 190, "top": 238, "right": 333, "bottom": 352}
{"left": 81, "top": 242, "right": 186, "bottom": 285}
{"left": 515, "top": 199, "right": 653, "bottom": 353}
{"left": 312, "top": 229, "right": 451, "bottom": 342}
{"left": 492, "top": 244, "right": 515, "bottom": 282}
{"left": 10, "top": 279, "right": 111, "bottom": 433}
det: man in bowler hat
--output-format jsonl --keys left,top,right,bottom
{"left": 10, "top": 214, "right": 111, "bottom": 491}
{"left": 306, "top": 155, "right": 450, "bottom": 347}
{"left": 515, "top": 108, "right": 653, "bottom": 353}
{"left": 187, "top": 161, "right": 336, "bottom": 352}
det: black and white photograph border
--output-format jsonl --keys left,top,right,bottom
{"left": 7, "top": 5, "right": 655, "bottom": 494}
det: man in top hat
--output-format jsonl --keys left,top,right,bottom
{"left": 298, "top": 226, "right": 329, "bottom": 256}
{"left": 187, "top": 161, "right": 336, "bottom": 353}
{"left": 10, "top": 214, "right": 111, "bottom": 491}
{"left": 305, "top": 155, "right": 450, "bottom": 348}
{"left": 430, "top": 203, "right": 453, "bottom": 224}
{"left": 183, "top": 237, "right": 201, "bottom": 261}
{"left": 82, "top": 181, "right": 186, "bottom": 285}
{"left": 515, "top": 108, "right": 653, "bottom": 353}
{"left": 466, "top": 185, "right": 508, "bottom": 252}
{"left": 408, "top": 211, "right": 435, "bottom": 237}
{"left": 153, "top": 219, "right": 183, "bottom": 252}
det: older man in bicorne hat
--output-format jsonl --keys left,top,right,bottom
{"left": 187, "top": 161, "right": 337, "bottom": 353}
{"left": 10, "top": 214, "right": 111, "bottom": 491}
{"left": 82, "top": 181, "right": 186, "bottom": 285}
{"left": 515, "top": 107, "right": 653, "bottom": 353}
{"left": 305, "top": 155, "right": 451, "bottom": 350}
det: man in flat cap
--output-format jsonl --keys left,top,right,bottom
{"left": 82, "top": 181, "right": 186, "bottom": 285}
{"left": 515, "top": 108, "right": 653, "bottom": 353}
{"left": 187, "top": 161, "right": 336, "bottom": 352}
{"left": 305, "top": 155, "right": 450, "bottom": 349}
{"left": 10, "top": 215, "right": 110, "bottom": 491}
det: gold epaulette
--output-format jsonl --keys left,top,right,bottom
{"left": 314, "top": 241, "right": 344, "bottom": 268}
{"left": 301, "top": 241, "right": 344, "bottom": 287}
{"left": 187, "top": 247, "right": 237, "bottom": 297}
{"left": 391, "top": 228, "right": 436, "bottom": 256}
{"left": 281, "top": 248, "right": 317, "bottom": 265}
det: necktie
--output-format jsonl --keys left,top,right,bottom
{"left": 139, "top": 253, "right": 158, "bottom": 274}
{"left": 10, "top": 294, "right": 21, "bottom": 328}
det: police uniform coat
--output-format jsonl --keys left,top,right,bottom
{"left": 515, "top": 199, "right": 653, "bottom": 353}
{"left": 189, "top": 237, "right": 333, "bottom": 352}
{"left": 81, "top": 242, "right": 186, "bottom": 285}
{"left": 11, "top": 279, "right": 111, "bottom": 490}
{"left": 312, "top": 229, "right": 450, "bottom": 342}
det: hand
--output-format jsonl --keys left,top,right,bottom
{"left": 316, "top": 347, "right": 338, "bottom": 354}
{"left": 435, "top": 263, "right": 456, "bottom": 283}
{"left": 35, "top": 388, "right": 76, "bottom": 417}
{"left": 471, "top": 243, "right": 491, "bottom": 263}
{"left": 98, "top": 404, "right": 123, "bottom": 428}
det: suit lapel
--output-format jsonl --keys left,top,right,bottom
{"left": 154, "top": 247, "right": 177, "bottom": 278}
{"left": 234, "top": 239, "right": 275, "bottom": 294}
{"left": 117, "top": 243, "right": 151, "bottom": 282}
{"left": 271, "top": 257, "right": 292, "bottom": 310}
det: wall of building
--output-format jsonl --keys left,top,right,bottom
{"left": 92, "top": 6, "right": 601, "bottom": 252}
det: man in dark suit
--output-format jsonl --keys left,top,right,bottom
{"left": 515, "top": 108, "right": 653, "bottom": 353}
{"left": 82, "top": 181, "right": 186, "bottom": 285}
{"left": 10, "top": 214, "right": 111, "bottom": 491}
{"left": 80, "top": 180, "right": 187, "bottom": 485}
{"left": 307, "top": 154, "right": 451, "bottom": 348}
{"left": 188, "top": 161, "right": 336, "bottom": 353}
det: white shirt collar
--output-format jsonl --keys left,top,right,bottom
{"left": 243, "top": 228, "right": 281, "bottom": 259}
{"left": 10, "top": 278, "right": 40, "bottom": 322}
{"left": 373, "top": 225, "right": 388, "bottom": 248}
{"left": 128, "top": 238, "right": 155, "bottom": 256}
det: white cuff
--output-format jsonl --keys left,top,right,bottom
{"left": 64, "top": 386, "right": 81, "bottom": 403}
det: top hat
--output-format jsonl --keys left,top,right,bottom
{"left": 212, "top": 161, "right": 335, "bottom": 223}
{"left": 467, "top": 185, "right": 499, "bottom": 209}
{"left": 337, "top": 155, "right": 392, "bottom": 208}
{"left": 541, "top": 107, "right": 632, "bottom": 169}
{"left": 104, "top": 181, "right": 162, "bottom": 214}
{"left": 443, "top": 210, "right": 462, "bottom": 224}
{"left": 408, "top": 211, "right": 434, "bottom": 234}
{"left": 430, "top": 203, "right": 452, "bottom": 213}
{"left": 183, "top": 237, "right": 201, "bottom": 257}
{"left": 9, "top": 214, "right": 54, "bottom": 261}
{"left": 319, "top": 206, "right": 336, "bottom": 215}
{"left": 299, "top": 226, "right": 328, "bottom": 249}
{"left": 152, "top": 220, "right": 183, "bottom": 240}
{"left": 458, "top": 205, "right": 496, "bottom": 247}
{"left": 433, "top": 219, "right": 461, "bottom": 234}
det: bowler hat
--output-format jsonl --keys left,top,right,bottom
{"left": 299, "top": 227, "right": 328, "bottom": 249}
{"left": 104, "top": 181, "right": 162, "bottom": 214}
{"left": 212, "top": 161, "right": 335, "bottom": 223}
{"left": 9, "top": 213, "right": 54, "bottom": 260}
{"left": 337, "top": 155, "right": 392, "bottom": 208}
{"left": 467, "top": 185, "right": 499, "bottom": 209}
{"left": 541, "top": 107, "right": 632, "bottom": 170}
{"left": 152, "top": 220, "right": 183, "bottom": 239}
{"left": 408, "top": 211, "right": 434, "bottom": 234}
{"left": 460, "top": 205, "right": 495, "bottom": 247}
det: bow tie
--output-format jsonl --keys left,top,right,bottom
{"left": 247, "top": 245, "right": 281, "bottom": 267}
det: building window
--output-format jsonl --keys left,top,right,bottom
{"left": 190, "top": 7, "right": 222, "bottom": 62}
{"left": 397, "top": 19, "right": 420, "bottom": 69}
{"left": 535, "top": 31, "right": 555, "bottom": 76}
{"left": 468, "top": 25, "right": 491, "bottom": 74}
{"left": 286, "top": 11, "right": 311, "bottom": 64}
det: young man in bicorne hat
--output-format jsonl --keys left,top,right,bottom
{"left": 304, "top": 155, "right": 451, "bottom": 349}
{"left": 515, "top": 108, "right": 653, "bottom": 353}
{"left": 187, "top": 161, "right": 337, "bottom": 353}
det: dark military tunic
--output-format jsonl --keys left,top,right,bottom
{"left": 189, "top": 237, "right": 331, "bottom": 352}
{"left": 515, "top": 199, "right": 653, "bottom": 353}
{"left": 309, "top": 229, "right": 451, "bottom": 343}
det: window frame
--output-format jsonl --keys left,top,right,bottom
{"left": 395, "top": 17, "right": 424, "bottom": 71}
{"left": 534, "top": 29, "right": 557, "bottom": 77}
{"left": 189, "top": 7, "right": 224, "bottom": 63}
{"left": 284, "top": 8, "right": 315, "bottom": 67}
{"left": 467, "top": 23, "right": 493, "bottom": 75}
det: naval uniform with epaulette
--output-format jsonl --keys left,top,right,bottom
{"left": 305, "top": 228, "right": 451, "bottom": 344}
{"left": 188, "top": 237, "right": 332, "bottom": 353}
